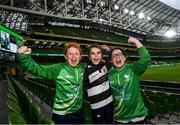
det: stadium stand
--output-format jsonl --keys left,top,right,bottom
{"left": 8, "top": 73, "right": 180, "bottom": 124}
{"left": 6, "top": 76, "right": 55, "bottom": 124}
{"left": 1, "top": 0, "right": 180, "bottom": 124}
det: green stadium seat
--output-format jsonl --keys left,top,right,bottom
{"left": 8, "top": 112, "right": 27, "bottom": 124}
{"left": 24, "top": 94, "right": 33, "bottom": 123}
{"left": 30, "top": 103, "right": 42, "bottom": 124}
{"left": 8, "top": 88, "right": 18, "bottom": 99}
{"left": 7, "top": 92, "right": 18, "bottom": 104}
{"left": 7, "top": 99, "right": 22, "bottom": 115}
{"left": 144, "top": 91, "right": 168, "bottom": 118}
{"left": 143, "top": 98, "right": 156, "bottom": 119}
{"left": 41, "top": 117, "right": 55, "bottom": 124}
{"left": 156, "top": 92, "right": 175, "bottom": 114}
{"left": 9, "top": 77, "right": 56, "bottom": 124}
{"left": 169, "top": 94, "right": 180, "bottom": 112}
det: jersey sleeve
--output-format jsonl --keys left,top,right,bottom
{"left": 104, "top": 51, "right": 112, "bottom": 70}
{"left": 83, "top": 66, "right": 89, "bottom": 88}
{"left": 105, "top": 61, "right": 112, "bottom": 70}
{"left": 131, "top": 46, "right": 152, "bottom": 76}
{"left": 17, "top": 53, "right": 60, "bottom": 80}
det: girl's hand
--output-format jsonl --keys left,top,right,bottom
{"left": 100, "top": 45, "right": 110, "bottom": 52}
{"left": 17, "top": 46, "right": 32, "bottom": 54}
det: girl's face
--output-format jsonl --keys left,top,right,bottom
{"left": 111, "top": 49, "right": 126, "bottom": 68}
{"left": 64, "top": 47, "right": 82, "bottom": 67}
{"left": 89, "top": 47, "right": 102, "bottom": 65}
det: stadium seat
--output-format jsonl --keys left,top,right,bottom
{"left": 156, "top": 92, "right": 175, "bottom": 114}
{"left": 7, "top": 99, "right": 22, "bottom": 115}
{"left": 169, "top": 94, "right": 180, "bottom": 112}
{"left": 8, "top": 112, "right": 27, "bottom": 124}
{"left": 30, "top": 103, "right": 42, "bottom": 124}
{"left": 143, "top": 98, "right": 156, "bottom": 119}
{"left": 7, "top": 88, "right": 17, "bottom": 98}
{"left": 144, "top": 90, "right": 168, "bottom": 118}
{"left": 41, "top": 117, "right": 55, "bottom": 124}
{"left": 24, "top": 94, "right": 33, "bottom": 123}
{"left": 7, "top": 92, "right": 18, "bottom": 104}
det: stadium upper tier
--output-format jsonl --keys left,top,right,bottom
{"left": 24, "top": 37, "right": 180, "bottom": 58}
{"left": 29, "top": 25, "right": 180, "bottom": 48}
{"left": 29, "top": 25, "right": 128, "bottom": 44}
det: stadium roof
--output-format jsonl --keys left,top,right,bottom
{"left": 159, "top": 0, "right": 180, "bottom": 10}
{"left": 0, "top": 0, "right": 180, "bottom": 37}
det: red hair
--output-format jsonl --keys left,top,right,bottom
{"left": 64, "top": 43, "right": 82, "bottom": 55}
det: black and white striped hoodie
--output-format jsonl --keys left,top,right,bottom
{"left": 83, "top": 61, "right": 113, "bottom": 110}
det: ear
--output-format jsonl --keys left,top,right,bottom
{"left": 88, "top": 56, "right": 90, "bottom": 60}
{"left": 64, "top": 54, "right": 67, "bottom": 60}
{"left": 88, "top": 55, "right": 91, "bottom": 61}
{"left": 124, "top": 56, "right": 127, "bottom": 62}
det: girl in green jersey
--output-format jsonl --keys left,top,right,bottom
{"left": 108, "top": 37, "right": 151, "bottom": 124}
{"left": 17, "top": 43, "right": 85, "bottom": 124}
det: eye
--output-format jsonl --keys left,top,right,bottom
{"left": 91, "top": 52, "right": 95, "bottom": 55}
{"left": 97, "top": 51, "right": 101, "bottom": 54}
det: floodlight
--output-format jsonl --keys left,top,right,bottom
{"left": 147, "top": 16, "right": 151, "bottom": 20}
{"left": 164, "top": 30, "right": 176, "bottom": 37}
{"left": 100, "top": 1, "right": 105, "bottom": 7}
{"left": 124, "top": 8, "right": 129, "bottom": 14}
{"left": 138, "top": 12, "right": 144, "bottom": 19}
{"left": 114, "top": 5, "right": 119, "bottom": 10}
{"left": 130, "top": 10, "right": 135, "bottom": 15}
{"left": 86, "top": 0, "right": 92, "bottom": 3}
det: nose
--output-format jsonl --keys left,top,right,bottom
{"left": 95, "top": 53, "right": 98, "bottom": 57}
{"left": 72, "top": 53, "right": 77, "bottom": 58}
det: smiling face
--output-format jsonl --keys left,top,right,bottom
{"left": 89, "top": 47, "right": 102, "bottom": 65}
{"left": 111, "top": 49, "right": 126, "bottom": 68}
{"left": 64, "top": 46, "right": 82, "bottom": 67}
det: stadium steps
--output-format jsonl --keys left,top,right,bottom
{"left": 0, "top": 80, "right": 8, "bottom": 123}
{"left": 150, "top": 113, "right": 180, "bottom": 124}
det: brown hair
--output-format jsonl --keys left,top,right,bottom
{"left": 64, "top": 43, "right": 82, "bottom": 55}
{"left": 110, "top": 47, "right": 127, "bottom": 58}
{"left": 88, "top": 45, "right": 102, "bottom": 57}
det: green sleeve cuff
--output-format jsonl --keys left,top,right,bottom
{"left": 137, "top": 46, "right": 145, "bottom": 51}
{"left": 16, "top": 53, "right": 31, "bottom": 61}
{"left": 137, "top": 46, "right": 150, "bottom": 57}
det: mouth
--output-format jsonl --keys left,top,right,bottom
{"left": 94, "top": 58, "right": 99, "bottom": 61}
{"left": 116, "top": 60, "right": 122, "bottom": 65}
{"left": 93, "top": 58, "right": 100, "bottom": 63}
{"left": 71, "top": 59, "right": 78, "bottom": 64}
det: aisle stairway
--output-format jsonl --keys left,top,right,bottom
{"left": 0, "top": 80, "right": 8, "bottom": 124}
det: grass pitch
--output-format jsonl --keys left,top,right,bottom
{"left": 141, "top": 63, "right": 180, "bottom": 83}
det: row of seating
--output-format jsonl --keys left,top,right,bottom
{"left": 17, "top": 77, "right": 55, "bottom": 107}
{"left": 23, "top": 76, "right": 180, "bottom": 122}
{"left": 142, "top": 90, "right": 180, "bottom": 119}
{"left": 13, "top": 76, "right": 180, "bottom": 123}
{"left": 6, "top": 76, "right": 55, "bottom": 124}
{"left": 31, "top": 26, "right": 128, "bottom": 44}
{"left": 17, "top": 77, "right": 94, "bottom": 124}
{"left": 27, "top": 77, "right": 55, "bottom": 89}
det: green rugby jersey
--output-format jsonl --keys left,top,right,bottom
{"left": 17, "top": 54, "right": 84, "bottom": 115}
{"left": 108, "top": 46, "right": 151, "bottom": 122}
